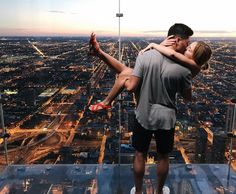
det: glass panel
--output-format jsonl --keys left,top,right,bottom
{"left": 0, "top": 164, "right": 236, "bottom": 194}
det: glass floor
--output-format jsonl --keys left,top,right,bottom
{"left": 0, "top": 164, "right": 236, "bottom": 194}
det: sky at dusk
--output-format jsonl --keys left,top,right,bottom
{"left": 0, "top": 0, "right": 236, "bottom": 37}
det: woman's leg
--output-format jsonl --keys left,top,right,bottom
{"left": 89, "top": 33, "right": 129, "bottom": 74}
{"left": 89, "top": 68, "right": 133, "bottom": 112}
{"left": 89, "top": 33, "right": 134, "bottom": 111}
{"left": 104, "top": 68, "right": 133, "bottom": 104}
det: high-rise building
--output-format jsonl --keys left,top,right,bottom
{"left": 211, "top": 131, "right": 227, "bottom": 163}
{"left": 127, "top": 111, "right": 135, "bottom": 132}
{"left": 195, "top": 128, "right": 208, "bottom": 163}
{"left": 225, "top": 103, "right": 236, "bottom": 132}
{"left": 86, "top": 81, "right": 91, "bottom": 96}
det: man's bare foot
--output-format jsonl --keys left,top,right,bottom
{"left": 89, "top": 32, "right": 100, "bottom": 56}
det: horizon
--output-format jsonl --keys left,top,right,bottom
{"left": 0, "top": 0, "right": 236, "bottom": 38}
{"left": 1, "top": 31, "right": 236, "bottom": 38}
{"left": 1, "top": 35, "right": 236, "bottom": 39}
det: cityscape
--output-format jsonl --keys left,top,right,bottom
{"left": 0, "top": 35, "right": 235, "bottom": 193}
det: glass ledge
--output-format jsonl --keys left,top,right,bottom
{"left": 0, "top": 164, "right": 236, "bottom": 194}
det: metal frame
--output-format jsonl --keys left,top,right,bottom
{"left": 116, "top": 0, "right": 123, "bottom": 166}
{"left": 0, "top": 94, "right": 9, "bottom": 165}
{"left": 226, "top": 98, "right": 236, "bottom": 190}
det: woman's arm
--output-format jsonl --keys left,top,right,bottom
{"left": 139, "top": 43, "right": 154, "bottom": 55}
{"left": 140, "top": 43, "right": 200, "bottom": 77}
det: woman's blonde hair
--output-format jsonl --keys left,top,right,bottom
{"left": 192, "top": 41, "right": 212, "bottom": 69}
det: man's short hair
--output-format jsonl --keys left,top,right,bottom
{"left": 168, "top": 23, "right": 193, "bottom": 39}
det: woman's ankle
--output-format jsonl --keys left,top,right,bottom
{"left": 102, "top": 100, "right": 111, "bottom": 106}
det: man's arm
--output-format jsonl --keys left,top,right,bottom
{"left": 124, "top": 75, "right": 141, "bottom": 93}
{"left": 123, "top": 53, "right": 143, "bottom": 92}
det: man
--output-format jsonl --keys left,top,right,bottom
{"left": 125, "top": 23, "right": 193, "bottom": 194}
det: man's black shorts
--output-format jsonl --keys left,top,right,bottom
{"left": 132, "top": 117, "right": 175, "bottom": 154}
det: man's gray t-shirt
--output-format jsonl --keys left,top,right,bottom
{"left": 132, "top": 50, "right": 192, "bottom": 130}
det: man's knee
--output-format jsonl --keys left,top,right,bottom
{"left": 135, "top": 151, "right": 147, "bottom": 160}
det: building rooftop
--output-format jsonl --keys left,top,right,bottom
{"left": 0, "top": 164, "right": 236, "bottom": 193}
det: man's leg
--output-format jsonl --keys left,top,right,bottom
{"left": 133, "top": 151, "right": 147, "bottom": 194}
{"left": 154, "top": 128, "right": 174, "bottom": 194}
{"left": 156, "top": 153, "right": 169, "bottom": 194}
{"left": 131, "top": 118, "right": 152, "bottom": 194}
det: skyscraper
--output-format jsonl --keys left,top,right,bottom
{"left": 127, "top": 111, "right": 135, "bottom": 132}
{"left": 211, "top": 131, "right": 227, "bottom": 163}
{"left": 225, "top": 103, "right": 236, "bottom": 133}
{"left": 195, "top": 128, "right": 208, "bottom": 163}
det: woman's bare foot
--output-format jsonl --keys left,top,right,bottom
{"left": 89, "top": 32, "right": 101, "bottom": 55}
{"left": 89, "top": 102, "right": 112, "bottom": 112}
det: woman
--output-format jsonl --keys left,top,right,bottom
{"left": 89, "top": 33, "right": 212, "bottom": 112}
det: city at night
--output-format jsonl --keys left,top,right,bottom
{"left": 0, "top": 0, "right": 236, "bottom": 193}
{"left": 0, "top": 36, "right": 235, "bottom": 193}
